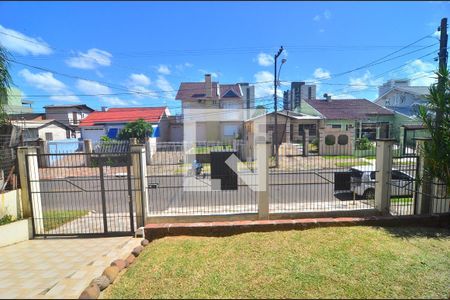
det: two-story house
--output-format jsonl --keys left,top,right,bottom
{"left": 175, "top": 74, "right": 255, "bottom": 142}
{"left": 44, "top": 104, "right": 94, "bottom": 138}
{"left": 374, "top": 79, "right": 429, "bottom": 118}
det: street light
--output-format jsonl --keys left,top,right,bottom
{"left": 273, "top": 47, "right": 285, "bottom": 168}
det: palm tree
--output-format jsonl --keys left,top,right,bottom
{"left": 0, "top": 44, "right": 12, "bottom": 125}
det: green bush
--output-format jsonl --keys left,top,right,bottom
{"left": 0, "top": 214, "right": 16, "bottom": 226}
{"left": 355, "top": 137, "right": 374, "bottom": 150}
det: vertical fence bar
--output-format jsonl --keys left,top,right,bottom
{"left": 84, "top": 139, "right": 92, "bottom": 167}
{"left": 375, "top": 139, "right": 395, "bottom": 215}
{"left": 99, "top": 155, "right": 108, "bottom": 233}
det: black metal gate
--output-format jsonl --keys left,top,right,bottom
{"left": 26, "top": 151, "right": 139, "bottom": 237}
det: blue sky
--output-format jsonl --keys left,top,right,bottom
{"left": 0, "top": 1, "right": 447, "bottom": 114}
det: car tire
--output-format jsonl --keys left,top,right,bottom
{"left": 363, "top": 189, "right": 375, "bottom": 200}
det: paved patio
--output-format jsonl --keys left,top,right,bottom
{"left": 0, "top": 236, "right": 141, "bottom": 299}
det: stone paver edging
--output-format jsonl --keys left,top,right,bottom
{"left": 79, "top": 239, "right": 150, "bottom": 299}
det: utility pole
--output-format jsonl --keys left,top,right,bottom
{"left": 273, "top": 46, "right": 284, "bottom": 168}
{"left": 437, "top": 18, "right": 448, "bottom": 124}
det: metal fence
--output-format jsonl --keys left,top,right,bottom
{"left": 0, "top": 134, "right": 17, "bottom": 191}
{"left": 48, "top": 139, "right": 84, "bottom": 154}
{"left": 26, "top": 151, "right": 141, "bottom": 236}
{"left": 388, "top": 154, "right": 418, "bottom": 216}
{"left": 269, "top": 143, "right": 378, "bottom": 213}
{"left": 146, "top": 141, "right": 257, "bottom": 216}
{"left": 93, "top": 140, "right": 130, "bottom": 153}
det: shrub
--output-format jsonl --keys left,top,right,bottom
{"left": 355, "top": 137, "right": 374, "bottom": 150}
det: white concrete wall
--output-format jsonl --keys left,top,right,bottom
{"left": 0, "top": 190, "right": 21, "bottom": 219}
{"left": 38, "top": 123, "right": 69, "bottom": 141}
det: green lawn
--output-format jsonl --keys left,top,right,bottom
{"left": 391, "top": 197, "right": 414, "bottom": 204}
{"left": 104, "top": 226, "right": 450, "bottom": 299}
{"left": 335, "top": 161, "right": 372, "bottom": 168}
{"left": 43, "top": 210, "right": 89, "bottom": 232}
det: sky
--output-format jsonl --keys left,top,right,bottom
{"left": 0, "top": 1, "right": 448, "bottom": 114}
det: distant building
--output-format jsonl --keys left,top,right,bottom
{"left": 1, "top": 88, "right": 33, "bottom": 114}
{"left": 10, "top": 120, "right": 75, "bottom": 142}
{"left": 79, "top": 106, "right": 170, "bottom": 144}
{"left": 374, "top": 79, "right": 430, "bottom": 118}
{"left": 175, "top": 74, "right": 256, "bottom": 142}
{"left": 283, "top": 82, "right": 316, "bottom": 111}
{"left": 44, "top": 104, "right": 95, "bottom": 138}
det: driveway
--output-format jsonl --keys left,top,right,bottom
{"left": 0, "top": 236, "right": 141, "bottom": 299}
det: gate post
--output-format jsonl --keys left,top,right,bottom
{"left": 84, "top": 139, "right": 92, "bottom": 167}
{"left": 415, "top": 138, "right": 433, "bottom": 214}
{"left": 303, "top": 129, "right": 309, "bottom": 157}
{"left": 37, "top": 139, "right": 48, "bottom": 167}
{"left": 18, "top": 147, "right": 44, "bottom": 234}
{"left": 257, "top": 143, "right": 270, "bottom": 219}
{"left": 374, "top": 139, "right": 395, "bottom": 215}
{"left": 131, "top": 144, "right": 148, "bottom": 227}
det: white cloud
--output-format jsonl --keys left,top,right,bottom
{"left": 403, "top": 59, "right": 437, "bottom": 86}
{"left": 433, "top": 30, "right": 440, "bottom": 38}
{"left": 19, "top": 69, "right": 79, "bottom": 102}
{"left": 313, "top": 68, "right": 331, "bottom": 79}
{"left": 129, "top": 73, "right": 151, "bottom": 86}
{"left": 175, "top": 62, "right": 194, "bottom": 71}
{"left": 66, "top": 48, "right": 112, "bottom": 70}
{"left": 184, "top": 62, "right": 193, "bottom": 67}
{"left": 0, "top": 24, "right": 52, "bottom": 56}
{"left": 253, "top": 71, "right": 282, "bottom": 98}
{"left": 76, "top": 80, "right": 111, "bottom": 95}
{"left": 155, "top": 75, "right": 175, "bottom": 98}
{"left": 348, "top": 71, "right": 383, "bottom": 91}
{"left": 157, "top": 65, "right": 171, "bottom": 75}
{"left": 198, "top": 69, "right": 220, "bottom": 78}
{"left": 102, "top": 97, "right": 128, "bottom": 106}
{"left": 256, "top": 53, "right": 274, "bottom": 66}
{"left": 313, "top": 10, "right": 331, "bottom": 22}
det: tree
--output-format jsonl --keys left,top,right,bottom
{"left": 118, "top": 119, "right": 153, "bottom": 142}
{"left": 417, "top": 67, "right": 450, "bottom": 193}
{"left": 0, "top": 44, "right": 12, "bottom": 125}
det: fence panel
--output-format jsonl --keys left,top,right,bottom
{"left": 388, "top": 154, "right": 418, "bottom": 216}
{"left": 146, "top": 141, "right": 257, "bottom": 217}
{"left": 269, "top": 142, "right": 377, "bottom": 214}
{"left": 27, "top": 152, "right": 138, "bottom": 236}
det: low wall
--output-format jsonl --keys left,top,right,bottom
{"left": 0, "top": 189, "right": 21, "bottom": 219}
{"left": 0, "top": 218, "right": 32, "bottom": 247}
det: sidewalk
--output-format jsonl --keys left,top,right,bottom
{"left": 0, "top": 236, "right": 141, "bottom": 299}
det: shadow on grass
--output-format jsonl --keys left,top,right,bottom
{"left": 381, "top": 225, "right": 450, "bottom": 239}
{"left": 334, "top": 192, "right": 365, "bottom": 201}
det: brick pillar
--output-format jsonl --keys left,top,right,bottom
{"left": 374, "top": 139, "right": 395, "bottom": 215}
{"left": 131, "top": 144, "right": 148, "bottom": 227}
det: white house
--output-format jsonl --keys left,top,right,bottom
{"left": 10, "top": 120, "right": 75, "bottom": 142}
{"left": 44, "top": 104, "right": 95, "bottom": 138}
{"left": 374, "top": 79, "right": 430, "bottom": 118}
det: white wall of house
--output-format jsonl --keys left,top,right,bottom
{"left": 81, "top": 126, "right": 106, "bottom": 144}
{"left": 376, "top": 90, "right": 426, "bottom": 108}
{"left": 37, "top": 123, "right": 69, "bottom": 141}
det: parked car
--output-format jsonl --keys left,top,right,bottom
{"left": 349, "top": 165, "right": 414, "bottom": 199}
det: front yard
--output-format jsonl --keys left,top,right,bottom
{"left": 104, "top": 226, "right": 450, "bottom": 299}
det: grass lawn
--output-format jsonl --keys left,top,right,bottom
{"left": 43, "top": 210, "right": 89, "bottom": 231}
{"left": 335, "top": 161, "right": 372, "bottom": 168}
{"left": 104, "top": 226, "right": 450, "bottom": 299}
{"left": 391, "top": 197, "right": 414, "bottom": 204}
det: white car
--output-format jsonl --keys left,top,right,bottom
{"left": 349, "top": 165, "right": 414, "bottom": 199}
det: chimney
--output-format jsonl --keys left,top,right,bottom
{"left": 101, "top": 106, "right": 107, "bottom": 112}
{"left": 323, "top": 93, "right": 332, "bottom": 102}
{"left": 205, "top": 74, "right": 212, "bottom": 98}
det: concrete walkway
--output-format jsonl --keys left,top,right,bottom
{"left": 0, "top": 236, "right": 141, "bottom": 299}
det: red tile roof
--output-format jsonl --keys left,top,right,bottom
{"left": 79, "top": 107, "right": 167, "bottom": 127}
{"left": 305, "top": 99, "right": 394, "bottom": 120}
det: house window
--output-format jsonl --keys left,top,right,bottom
{"left": 223, "top": 124, "right": 240, "bottom": 137}
{"left": 212, "top": 100, "right": 217, "bottom": 105}
{"left": 45, "top": 132, "right": 53, "bottom": 141}
{"left": 298, "top": 124, "right": 317, "bottom": 136}
{"left": 346, "top": 124, "right": 354, "bottom": 131}
{"left": 72, "top": 112, "right": 78, "bottom": 124}
{"left": 331, "top": 124, "right": 341, "bottom": 129}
